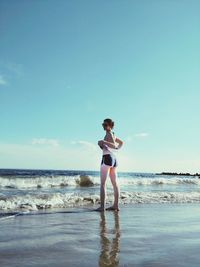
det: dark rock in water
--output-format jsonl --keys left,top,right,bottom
{"left": 5, "top": 185, "right": 16, "bottom": 189}
{"left": 60, "top": 183, "right": 68, "bottom": 187}
{"left": 36, "top": 204, "right": 44, "bottom": 209}
{"left": 157, "top": 172, "right": 200, "bottom": 177}
{"left": 83, "top": 197, "right": 98, "bottom": 204}
{"left": 76, "top": 175, "right": 94, "bottom": 187}
{"left": 36, "top": 204, "right": 51, "bottom": 209}
{"left": 20, "top": 203, "right": 32, "bottom": 209}
{"left": 83, "top": 197, "right": 94, "bottom": 203}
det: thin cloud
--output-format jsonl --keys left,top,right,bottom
{"left": 134, "top": 133, "right": 149, "bottom": 138}
{"left": 0, "top": 75, "right": 7, "bottom": 86}
{"left": 0, "top": 142, "right": 100, "bottom": 170}
{"left": 126, "top": 133, "right": 149, "bottom": 142}
{"left": 71, "top": 140, "right": 97, "bottom": 151}
{"left": 31, "top": 138, "right": 59, "bottom": 147}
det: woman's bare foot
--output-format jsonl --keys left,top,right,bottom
{"left": 106, "top": 206, "right": 120, "bottom": 211}
{"left": 95, "top": 206, "right": 105, "bottom": 212}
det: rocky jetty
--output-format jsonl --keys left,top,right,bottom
{"left": 157, "top": 172, "right": 200, "bottom": 177}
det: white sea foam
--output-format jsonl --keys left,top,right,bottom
{"left": 0, "top": 175, "right": 96, "bottom": 189}
{"left": 125, "top": 177, "right": 200, "bottom": 186}
{"left": 0, "top": 192, "right": 100, "bottom": 211}
{"left": 0, "top": 175, "right": 200, "bottom": 189}
{"left": 1, "top": 191, "right": 200, "bottom": 211}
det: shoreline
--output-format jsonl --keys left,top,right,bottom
{"left": 1, "top": 203, "right": 200, "bottom": 267}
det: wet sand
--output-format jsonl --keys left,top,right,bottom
{"left": 0, "top": 204, "right": 200, "bottom": 267}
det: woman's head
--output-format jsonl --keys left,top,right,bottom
{"left": 102, "top": 118, "right": 114, "bottom": 131}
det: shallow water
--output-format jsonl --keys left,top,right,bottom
{"left": 0, "top": 204, "right": 200, "bottom": 267}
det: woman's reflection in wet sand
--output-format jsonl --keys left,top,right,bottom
{"left": 99, "top": 211, "right": 121, "bottom": 267}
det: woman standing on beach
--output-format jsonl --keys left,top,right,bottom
{"left": 96, "top": 118, "right": 123, "bottom": 211}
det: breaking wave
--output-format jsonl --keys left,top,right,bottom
{"left": 0, "top": 175, "right": 96, "bottom": 189}
{"left": 1, "top": 191, "right": 200, "bottom": 212}
{"left": 1, "top": 175, "right": 200, "bottom": 190}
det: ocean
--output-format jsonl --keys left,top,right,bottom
{"left": 1, "top": 168, "right": 200, "bottom": 215}
{"left": 1, "top": 169, "right": 200, "bottom": 267}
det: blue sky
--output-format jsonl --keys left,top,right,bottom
{"left": 0, "top": 0, "right": 199, "bottom": 172}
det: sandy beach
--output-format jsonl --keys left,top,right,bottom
{"left": 1, "top": 203, "right": 200, "bottom": 267}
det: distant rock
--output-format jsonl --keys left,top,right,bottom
{"left": 157, "top": 172, "right": 200, "bottom": 177}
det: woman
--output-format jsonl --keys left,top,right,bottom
{"left": 96, "top": 118, "right": 123, "bottom": 211}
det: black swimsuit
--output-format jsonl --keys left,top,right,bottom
{"left": 101, "top": 154, "right": 118, "bottom": 167}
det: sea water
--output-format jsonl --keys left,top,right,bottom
{"left": 0, "top": 169, "right": 200, "bottom": 213}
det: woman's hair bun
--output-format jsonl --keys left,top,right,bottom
{"left": 104, "top": 118, "right": 114, "bottom": 128}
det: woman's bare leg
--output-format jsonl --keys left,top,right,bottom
{"left": 96, "top": 164, "right": 110, "bottom": 211}
{"left": 107, "top": 167, "right": 120, "bottom": 211}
